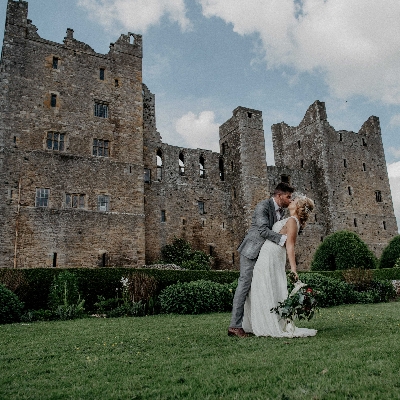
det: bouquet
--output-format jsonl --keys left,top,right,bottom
{"left": 270, "top": 272, "right": 318, "bottom": 323}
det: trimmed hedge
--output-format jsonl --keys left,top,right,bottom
{"left": 379, "top": 235, "right": 400, "bottom": 269}
{"left": 0, "top": 268, "right": 239, "bottom": 312}
{"left": 0, "top": 283, "right": 24, "bottom": 324}
{"left": 311, "top": 231, "right": 377, "bottom": 271}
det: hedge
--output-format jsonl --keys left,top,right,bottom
{"left": 0, "top": 268, "right": 239, "bottom": 312}
{"left": 379, "top": 235, "right": 400, "bottom": 269}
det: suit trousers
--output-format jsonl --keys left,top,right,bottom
{"left": 229, "top": 254, "right": 257, "bottom": 328}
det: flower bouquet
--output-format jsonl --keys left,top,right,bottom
{"left": 270, "top": 272, "right": 318, "bottom": 326}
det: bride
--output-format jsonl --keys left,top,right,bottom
{"left": 242, "top": 194, "right": 317, "bottom": 338}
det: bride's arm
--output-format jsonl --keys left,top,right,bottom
{"left": 284, "top": 218, "right": 298, "bottom": 278}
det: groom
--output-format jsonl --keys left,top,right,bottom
{"left": 228, "top": 182, "right": 295, "bottom": 338}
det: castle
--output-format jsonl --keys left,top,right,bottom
{"left": 0, "top": 0, "right": 397, "bottom": 270}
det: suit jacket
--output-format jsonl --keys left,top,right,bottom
{"left": 237, "top": 198, "right": 284, "bottom": 260}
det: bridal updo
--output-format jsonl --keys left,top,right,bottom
{"left": 293, "top": 193, "right": 314, "bottom": 229}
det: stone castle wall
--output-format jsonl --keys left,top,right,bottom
{"left": 0, "top": 0, "right": 397, "bottom": 270}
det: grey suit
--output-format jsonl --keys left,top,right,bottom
{"left": 230, "top": 198, "right": 284, "bottom": 328}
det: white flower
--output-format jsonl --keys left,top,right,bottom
{"left": 120, "top": 277, "right": 128, "bottom": 287}
{"left": 289, "top": 281, "right": 307, "bottom": 297}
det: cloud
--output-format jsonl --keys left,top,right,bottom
{"left": 389, "top": 114, "right": 400, "bottom": 127}
{"left": 199, "top": 0, "right": 400, "bottom": 104}
{"left": 387, "top": 161, "right": 400, "bottom": 231}
{"left": 388, "top": 147, "right": 400, "bottom": 159}
{"left": 175, "top": 111, "right": 220, "bottom": 152}
{"left": 77, "top": 0, "right": 191, "bottom": 33}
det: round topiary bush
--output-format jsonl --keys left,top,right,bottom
{"left": 379, "top": 235, "right": 400, "bottom": 269}
{"left": 311, "top": 230, "right": 377, "bottom": 271}
{"left": 0, "top": 283, "right": 24, "bottom": 324}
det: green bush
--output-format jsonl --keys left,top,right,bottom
{"left": 21, "top": 309, "right": 56, "bottom": 322}
{"left": 0, "top": 283, "right": 24, "bottom": 324}
{"left": 311, "top": 231, "right": 377, "bottom": 271}
{"left": 159, "top": 280, "right": 234, "bottom": 314}
{"left": 380, "top": 235, "right": 400, "bottom": 269}
{"left": 161, "top": 238, "right": 211, "bottom": 270}
{"left": 48, "top": 271, "right": 80, "bottom": 310}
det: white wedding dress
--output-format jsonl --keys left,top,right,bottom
{"left": 242, "top": 216, "right": 317, "bottom": 338}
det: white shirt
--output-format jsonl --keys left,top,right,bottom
{"left": 272, "top": 197, "right": 287, "bottom": 247}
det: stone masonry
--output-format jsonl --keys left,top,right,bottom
{"left": 0, "top": 0, "right": 398, "bottom": 270}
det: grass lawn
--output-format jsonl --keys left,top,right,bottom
{"left": 1, "top": 302, "right": 400, "bottom": 400}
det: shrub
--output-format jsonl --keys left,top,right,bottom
{"left": 159, "top": 280, "right": 234, "bottom": 314}
{"left": 21, "top": 309, "right": 56, "bottom": 323}
{"left": 0, "top": 283, "right": 24, "bottom": 324}
{"left": 48, "top": 271, "right": 80, "bottom": 310}
{"left": 160, "top": 238, "right": 211, "bottom": 270}
{"left": 380, "top": 235, "right": 400, "bottom": 269}
{"left": 311, "top": 231, "right": 377, "bottom": 271}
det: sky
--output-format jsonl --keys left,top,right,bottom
{"left": 0, "top": 0, "right": 399, "bottom": 229}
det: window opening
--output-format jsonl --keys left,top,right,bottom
{"left": 348, "top": 186, "right": 352, "bottom": 195}
{"left": 94, "top": 101, "right": 108, "bottom": 118}
{"left": 375, "top": 190, "right": 382, "bottom": 202}
{"left": 297, "top": 140, "right": 301, "bottom": 149}
{"left": 13, "top": 136, "right": 16, "bottom": 144}
{"left": 47, "top": 132, "right": 64, "bottom": 151}
{"left": 198, "top": 201, "right": 205, "bottom": 215}
{"left": 130, "top": 34, "right": 135, "bottom": 45}
{"left": 52, "top": 57, "right": 59, "bottom": 69}
{"left": 362, "top": 138, "right": 367, "bottom": 147}
{"left": 354, "top": 218, "right": 357, "bottom": 227}
{"left": 93, "top": 139, "right": 109, "bottom": 157}
{"left": 35, "top": 188, "right": 49, "bottom": 207}
{"left": 383, "top": 221, "right": 386, "bottom": 230}
{"left": 281, "top": 175, "right": 290, "bottom": 184}
{"left": 52, "top": 253, "right": 57, "bottom": 268}
{"left": 161, "top": 210, "right": 166, "bottom": 222}
{"left": 232, "top": 253, "right": 235, "bottom": 265}
{"left": 310, "top": 181, "right": 313, "bottom": 189}
{"left": 199, "top": 155, "right": 205, "bottom": 178}
{"left": 179, "top": 153, "right": 185, "bottom": 176}
{"left": 344, "top": 159, "right": 347, "bottom": 167}
{"left": 209, "top": 246, "right": 214, "bottom": 256}
{"left": 339, "top": 132, "right": 342, "bottom": 141}
{"left": 156, "top": 149, "right": 163, "bottom": 181}
{"left": 247, "top": 112, "right": 252, "bottom": 118}
{"left": 300, "top": 160, "right": 304, "bottom": 168}
{"left": 65, "top": 193, "right": 85, "bottom": 209}
{"left": 99, "top": 68, "right": 105, "bottom": 80}
{"left": 219, "top": 158, "right": 225, "bottom": 181}
{"left": 315, "top": 214, "right": 317, "bottom": 222}
{"left": 233, "top": 187, "right": 236, "bottom": 199}
{"left": 114, "top": 79, "right": 119, "bottom": 87}
{"left": 363, "top": 162, "right": 366, "bottom": 171}
{"left": 102, "top": 253, "right": 107, "bottom": 268}
{"left": 182, "top": 218, "right": 186, "bottom": 225}
{"left": 221, "top": 143, "right": 226, "bottom": 155}
{"left": 144, "top": 168, "right": 151, "bottom": 183}
{"left": 51, "top": 93, "right": 57, "bottom": 107}
{"left": 98, "top": 195, "right": 110, "bottom": 211}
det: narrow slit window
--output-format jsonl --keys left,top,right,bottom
{"left": 102, "top": 253, "right": 107, "bottom": 268}
{"left": 156, "top": 149, "right": 163, "bottom": 181}
{"left": 51, "top": 93, "right": 57, "bottom": 107}
{"left": 375, "top": 190, "right": 382, "bottom": 202}
{"left": 354, "top": 218, "right": 357, "bottom": 227}
{"left": 344, "top": 159, "right": 347, "bottom": 168}
{"left": 363, "top": 162, "right": 366, "bottom": 171}
{"left": 339, "top": 132, "right": 343, "bottom": 141}
{"left": 199, "top": 155, "right": 206, "bottom": 178}
{"left": 297, "top": 140, "right": 301, "bottom": 149}
{"left": 219, "top": 158, "right": 225, "bottom": 181}
{"left": 383, "top": 221, "right": 386, "bottom": 230}
{"left": 52, "top": 253, "right": 57, "bottom": 268}
{"left": 362, "top": 138, "right": 367, "bottom": 147}
{"left": 161, "top": 210, "right": 166, "bottom": 222}
{"left": 209, "top": 246, "right": 214, "bottom": 256}
{"left": 348, "top": 186, "right": 353, "bottom": 195}
{"left": 300, "top": 160, "right": 304, "bottom": 169}
{"left": 114, "top": 79, "right": 119, "bottom": 87}
{"left": 99, "top": 68, "right": 105, "bottom": 80}
{"left": 52, "top": 57, "right": 59, "bottom": 69}
{"left": 179, "top": 153, "right": 185, "bottom": 176}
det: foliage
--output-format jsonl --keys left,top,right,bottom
{"left": 48, "top": 271, "right": 80, "bottom": 311}
{"left": 159, "top": 280, "right": 234, "bottom": 314}
{"left": 380, "top": 235, "right": 400, "bottom": 269}
{"left": 271, "top": 273, "right": 318, "bottom": 323}
{"left": 21, "top": 309, "right": 56, "bottom": 322}
{"left": 311, "top": 230, "right": 377, "bottom": 271}
{"left": 0, "top": 283, "right": 24, "bottom": 324}
{"left": 0, "top": 268, "right": 239, "bottom": 312}
{"left": 160, "top": 237, "right": 212, "bottom": 270}
{"left": 395, "top": 258, "right": 400, "bottom": 268}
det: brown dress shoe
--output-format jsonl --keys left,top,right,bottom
{"left": 228, "top": 327, "right": 248, "bottom": 338}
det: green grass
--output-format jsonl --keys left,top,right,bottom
{"left": 1, "top": 302, "right": 400, "bottom": 399}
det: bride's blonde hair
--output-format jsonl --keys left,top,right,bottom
{"left": 293, "top": 193, "right": 314, "bottom": 229}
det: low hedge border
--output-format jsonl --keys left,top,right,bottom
{"left": 298, "top": 268, "right": 400, "bottom": 281}
{"left": 0, "top": 268, "right": 240, "bottom": 312}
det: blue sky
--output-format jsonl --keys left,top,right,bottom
{"left": 1, "top": 0, "right": 399, "bottom": 227}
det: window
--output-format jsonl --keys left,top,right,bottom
{"left": 219, "top": 158, "right": 225, "bottom": 181}
{"left": 383, "top": 221, "right": 387, "bottom": 230}
{"left": 297, "top": 140, "right": 301, "bottom": 149}
{"left": 339, "top": 132, "right": 343, "bottom": 141}
{"left": 354, "top": 218, "right": 357, "bottom": 227}
{"left": 233, "top": 187, "right": 236, "bottom": 199}
{"left": 363, "top": 162, "right": 366, "bottom": 171}
{"left": 362, "top": 138, "right": 367, "bottom": 147}
{"left": 65, "top": 193, "right": 85, "bottom": 209}
{"left": 47, "top": 132, "right": 64, "bottom": 151}
{"left": 144, "top": 168, "right": 151, "bottom": 183}
{"left": 209, "top": 246, "right": 214, "bottom": 256}
{"left": 35, "top": 188, "right": 49, "bottom": 207}
{"left": 98, "top": 195, "right": 110, "bottom": 211}
{"left": 179, "top": 153, "right": 185, "bottom": 176}
{"left": 344, "top": 159, "right": 347, "bottom": 167}
{"left": 247, "top": 112, "right": 252, "bottom": 118}
{"left": 198, "top": 201, "right": 205, "bottom": 215}
{"left": 94, "top": 101, "right": 108, "bottom": 118}
{"left": 231, "top": 161, "right": 234, "bottom": 172}
{"left": 348, "top": 186, "right": 353, "bottom": 195}
{"left": 315, "top": 214, "right": 317, "bottom": 222}
{"left": 52, "top": 253, "right": 57, "bottom": 268}
{"left": 300, "top": 160, "right": 304, "bottom": 168}
{"left": 99, "top": 68, "right": 105, "bottom": 80}
{"left": 232, "top": 253, "right": 235, "bottom": 265}
{"left": 114, "top": 79, "right": 119, "bottom": 87}
{"left": 221, "top": 143, "right": 226, "bottom": 155}
{"left": 51, "top": 93, "right": 57, "bottom": 107}
{"left": 161, "top": 210, "right": 166, "bottom": 222}
{"left": 156, "top": 149, "right": 163, "bottom": 181}
{"left": 52, "top": 57, "right": 59, "bottom": 69}
{"left": 199, "top": 155, "right": 206, "bottom": 178}
{"left": 281, "top": 175, "right": 290, "bottom": 184}
{"left": 93, "top": 139, "right": 109, "bottom": 157}
{"left": 310, "top": 181, "right": 313, "bottom": 189}
{"left": 375, "top": 190, "right": 382, "bottom": 202}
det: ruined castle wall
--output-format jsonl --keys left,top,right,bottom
{"left": 0, "top": 0, "right": 145, "bottom": 268}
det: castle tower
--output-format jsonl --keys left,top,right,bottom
{"left": 272, "top": 101, "right": 398, "bottom": 260}
{"left": 219, "top": 107, "right": 269, "bottom": 249}
{"left": 0, "top": 0, "right": 145, "bottom": 268}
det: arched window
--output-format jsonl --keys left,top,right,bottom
{"left": 199, "top": 155, "right": 205, "bottom": 178}
{"left": 179, "top": 152, "right": 185, "bottom": 176}
{"left": 219, "top": 157, "right": 225, "bottom": 181}
{"left": 156, "top": 149, "right": 163, "bottom": 181}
